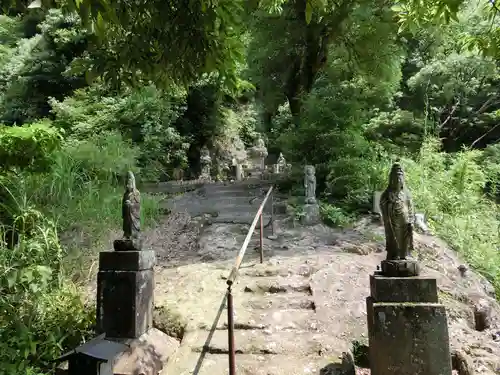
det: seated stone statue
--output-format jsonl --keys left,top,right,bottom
{"left": 114, "top": 171, "right": 142, "bottom": 251}
{"left": 379, "top": 163, "right": 418, "bottom": 276}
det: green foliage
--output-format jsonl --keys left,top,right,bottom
{"left": 0, "top": 10, "right": 89, "bottom": 125}
{"left": 407, "top": 52, "right": 499, "bottom": 150}
{"left": 4, "top": 0, "right": 249, "bottom": 90}
{"left": 0, "top": 199, "right": 94, "bottom": 374}
{"left": 320, "top": 203, "right": 354, "bottom": 227}
{"left": 51, "top": 84, "right": 189, "bottom": 180}
{"left": 401, "top": 138, "right": 500, "bottom": 294}
{"left": 363, "top": 109, "right": 426, "bottom": 155}
{"left": 0, "top": 120, "right": 63, "bottom": 172}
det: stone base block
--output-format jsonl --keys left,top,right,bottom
{"left": 381, "top": 259, "right": 420, "bottom": 277}
{"left": 97, "top": 269, "right": 154, "bottom": 339}
{"left": 113, "top": 328, "right": 179, "bottom": 375}
{"left": 367, "top": 300, "right": 452, "bottom": 375}
{"left": 113, "top": 238, "right": 143, "bottom": 251}
{"left": 370, "top": 274, "right": 438, "bottom": 303}
{"left": 99, "top": 250, "right": 156, "bottom": 271}
{"left": 300, "top": 203, "right": 320, "bottom": 226}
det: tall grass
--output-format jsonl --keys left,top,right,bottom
{"left": 402, "top": 138, "right": 500, "bottom": 294}
{"left": 0, "top": 131, "right": 166, "bottom": 374}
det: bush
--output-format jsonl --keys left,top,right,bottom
{"left": 0, "top": 205, "right": 94, "bottom": 375}
{"left": 0, "top": 120, "right": 63, "bottom": 172}
{"left": 401, "top": 138, "right": 500, "bottom": 295}
{"left": 51, "top": 84, "right": 189, "bottom": 181}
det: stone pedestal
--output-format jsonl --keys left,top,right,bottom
{"left": 96, "top": 250, "right": 155, "bottom": 339}
{"left": 366, "top": 274, "right": 452, "bottom": 375}
{"left": 381, "top": 259, "right": 420, "bottom": 277}
{"left": 300, "top": 203, "right": 320, "bottom": 226}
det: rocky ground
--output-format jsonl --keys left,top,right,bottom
{"left": 87, "top": 180, "right": 500, "bottom": 374}
{"left": 147, "top": 213, "right": 500, "bottom": 374}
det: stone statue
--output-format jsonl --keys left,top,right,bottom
{"left": 199, "top": 145, "right": 212, "bottom": 180}
{"left": 256, "top": 137, "right": 265, "bottom": 149}
{"left": 379, "top": 163, "right": 419, "bottom": 276}
{"left": 114, "top": 171, "right": 142, "bottom": 251}
{"left": 250, "top": 137, "right": 268, "bottom": 170}
{"left": 276, "top": 153, "right": 286, "bottom": 173}
{"left": 304, "top": 165, "right": 316, "bottom": 204}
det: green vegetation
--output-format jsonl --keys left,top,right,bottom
{"left": 1, "top": 0, "right": 500, "bottom": 373}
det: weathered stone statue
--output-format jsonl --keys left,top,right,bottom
{"left": 114, "top": 171, "right": 142, "bottom": 251}
{"left": 250, "top": 137, "right": 268, "bottom": 170}
{"left": 304, "top": 165, "right": 316, "bottom": 204}
{"left": 301, "top": 165, "right": 320, "bottom": 225}
{"left": 275, "top": 153, "right": 286, "bottom": 173}
{"left": 199, "top": 145, "right": 212, "bottom": 181}
{"left": 379, "top": 162, "right": 418, "bottom": 276}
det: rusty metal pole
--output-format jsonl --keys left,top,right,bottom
{"left": 259, "top": 214, "right": 264, "bottom": 263}
{"left": 227, "top": 287, "right": 236, "bottom": 375}
{"left": 270, "top": 191, "right": 274, "bottom": 235}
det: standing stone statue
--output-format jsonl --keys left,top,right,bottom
{"left": 379, "top": 162, "right": 419, "bottom": 276}
{"left": 199, "top": 145, "right": 212, "bottom": 181}
{"left": 301, "top": 165, "right": 320, "bottom": 225}
{"left": 275, "top": 153, "right": 287, "bottom": 174}
{"left": 250, "top": 137, "right": 268, "bottom": 171}
{"left": 114, "top": 171, "right": 142, "bottom": 251}
{"left": 304, "top": 165, "right": 317, "bottom": 204}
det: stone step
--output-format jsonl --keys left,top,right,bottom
{"left": 238, "top": 263, "right": 319, "bottom": 278}
{"left": 201, "top": 190, "right": 270, "bottom": 198}
{"left": 202, "top": 185, "right": 271, "bottom": 194}
{"left": 240, "top": 275, "right": 313, "bottom": 295}
{"left": 189, "top": 329, "right": 339, "bottom": 356}
{"left": 200, "top": 309, "right": 319, "bottom": 332}
{"left": 244, "top": 293, "right": 316, "bottom": 310}
{"left": 191, "top": 195, "right": 266, "bottom": 204}
{"left": 211, "top": 213, "right": 276, "bottom": 224}
{"left": 163, "top": 352, "right": 335, "bottom": 375}
{"left": 162, "top": 203, "right": 273, "bottom": 217}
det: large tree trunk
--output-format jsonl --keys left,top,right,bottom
{"left": 283, "top": 0, "right": 353, "bottom": 123}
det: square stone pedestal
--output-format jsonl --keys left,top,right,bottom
{"left": 97, "top": 250, "right": 155, "bottom": 339}
{"left": 366, "top": 274, "right": 452, "bottom": 375}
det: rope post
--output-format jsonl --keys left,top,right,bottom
{"left": 227, "top": 285, "right": 236, "bottom": 375}
{"left": 270, "top": 191, "right": 274, "bottom": 235}
{"left": 259, "top": 214, "right": 264, "bottom": 263}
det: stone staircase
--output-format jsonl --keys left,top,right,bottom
{"left": 151, "top": 175, "right": 348, "bottom": 374}
{"left": 163, "top": 260, "right": 341, "bottom": 375}
{"left": 158, "top": 177, "right": 284, "bottom": 225}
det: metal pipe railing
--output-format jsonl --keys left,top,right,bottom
{"left": 225, "top": 185, "right": 274, "bottom": 375}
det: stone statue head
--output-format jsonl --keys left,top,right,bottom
{"left": 305, "top": 165, "right": 315, "bottom": 176}
{"left": 255, "top": 137, "right": 265, "bottom": 148}
{"left": 388, "top": 163, "right": 405, "bottom": 191}
{"left": 126, "top": 171, "right": 136, "bottom": 192}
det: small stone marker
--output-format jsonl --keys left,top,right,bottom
{"left": 235, "top": 163, "right": 244, "bottom": 181}
{"left": 301, "top": 165, "right": 320, "bottom": 225}
{"left": 365, "top": 162, "right": 453, "bottom": 375}
{"left": 372, "top": 191, "right": 382, "bottom": 215}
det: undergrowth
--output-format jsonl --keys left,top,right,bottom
{"left": 402, "top": 138, "right": 500, "bottom": 295}
{"left": 0, "top": 129, "right": 164, "bottom": 373}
